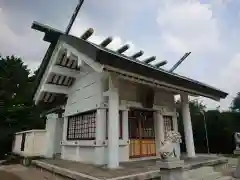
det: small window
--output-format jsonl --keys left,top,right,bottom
{"left": 106, "top": 110, "right": 123, "bottom": 139}
{"left": 67, "top": 110, "right": 96, "bottom": 140}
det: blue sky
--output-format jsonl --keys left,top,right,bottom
{"left": 0, "top": 0, "right": 239, "bottom": 110}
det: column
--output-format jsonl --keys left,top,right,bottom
{"left": 122, "top": 110, "right": 129, "bottom": 142}
{"left": 181, "top": 94, "right": 196, "bottom": 158}
{"left": 122, "top": 109, "right": 129, "bottom": 161}
{"left": 155, "top": 111, "right": 165, "bottom": 154}
{"left": 45, "top": 113, "right": 58, "bottom": 158}
{"left": 95, "top": 108, "right": 106, "bottom": 165}
{"left": 61, "top": 116, "right": 68, "bottom": 159}
{"left": 108, "top": 74, "right": 119, "bottom": 168}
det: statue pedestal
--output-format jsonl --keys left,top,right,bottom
{"left": 157, "top": 158, "right": 186, "bottom": 180}
{"left": 234, "top": 157, "right": 240, "bottom": 178}
{"left": 234, "top": 147, "right": 240, "bottom": 155}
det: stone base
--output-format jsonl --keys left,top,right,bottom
{"left": 157, "top": 158, "right": 187, "bottom": 180}
{"left": 234, "top": 157, "right": 240, "bottom": 178}
{"left": 234, "top": 149, "right": 240, "bottom": 155}
{"left": 157, "top": 158, "right": 184, "bottom": 169}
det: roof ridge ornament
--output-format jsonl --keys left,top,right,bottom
{"left": 154, "top": 60, "right": 168, "bottom": 68}
{"left": 80, "top": 28, "right": 94, "bottom": 40}
{"left": 100, "top": 37, "right": 113, "bottom": 47}
{"left": 116, "top": 44, "right": 130, "bottom": 54}
{"left": 131, "top": 50, "right": 144, "bottom": 59}
{"left": 142, "top": 56, "right": 156, "bottom": 64}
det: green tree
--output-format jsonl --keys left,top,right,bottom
{"left": 231, "top": 92, "right": 240, "bottom": 112}
{"left": 0, "top": 55, "right": 44, "bottom": 159}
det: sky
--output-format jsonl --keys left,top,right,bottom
{"left": 0, "top": 0, "right": 239, "bottom": 110}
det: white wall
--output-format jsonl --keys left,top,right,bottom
{"left": 45, "top": 114, "right": 64, "bottom": 158}
{"left": 33, "top": 131, "right": 47, "bottom": 156}
{"left": 62, "top": 146, "right": 96, "bottom": 164}
{"left": 64, "top": 64, "right": 104, "bottom": 116}
{"left": 118, "top": 79, "right": 176, "bottom": 110}
{"left": 61, "top": 65, "right": 106, "bottom": 164}
{"left": 12, "top": 130, "right": 47, "bottom": 157}
{"left": 61, "top": 76, "right": 178, "bottom": 164}
{"left": 103, "top": 145, "right": 129, "bottom": 164}
{"left": 154, "top": 90, "right": 175, "bottom": 112}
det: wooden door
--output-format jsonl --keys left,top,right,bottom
{"left": 129, "top": 109, "right": 156, "bottom": 158}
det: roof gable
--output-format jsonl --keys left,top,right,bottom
{"left": 32, "top": 22, "right": 228, "bottom": 103}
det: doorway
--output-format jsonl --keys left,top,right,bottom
{"left": 128, "top": 109, "right": 156, "bottom": 158}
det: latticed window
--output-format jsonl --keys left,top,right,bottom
{"left": 67, "top": 110, "right": 96, "bottom": 140}
{"left": 106, "top": 111, "right": 123, "bottom": 139}
{"left": 163, "top": 115, "right": 173, "bottom": 137}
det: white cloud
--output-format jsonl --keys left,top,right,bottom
{"left": 218, "top": 53, "right": 240, "bottom": 108}
{"left": 157, "top": 0, "right": 221, "bottom": 55}
{"left": 0, "top": 8, "right": 47, "bottom": 71}
{"left": 70, "top": 18, "right": 142, "bottom": 58}
{"left": 0, "top": 0, "right": 238, "bottom": 110}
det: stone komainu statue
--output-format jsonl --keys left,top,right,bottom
{"left": 234, "top": 132, "right": 240, "bottom": 150}
{"left": 159, "top": 131, "right": 182, "bottom": 159}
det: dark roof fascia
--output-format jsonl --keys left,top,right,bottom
{"left": 57, "top": 36, "right": 228, "bottom": 99}
{"left": 32, "top": 21, "right": 63, "bottom": 43}
{"left": 94, "top": 48, "right": 228, "bottom": 99}
{"left": 32, "top": 22, "right": 64, "bottom": 98}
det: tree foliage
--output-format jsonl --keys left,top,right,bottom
{"left": 0, "top": 55, "right": 44, "bottom": 159}
{"left": 178, "top": 100, "right": 240, "bottom": 154}
{"left": 231, "top": 92, "right": 240, "bottom": 112}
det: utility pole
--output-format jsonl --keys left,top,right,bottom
{"left": 200, "top": 110, "right": 210, "bottom": 154}
{"left": 65, "top": 0, "right": 85, "bottom": 35}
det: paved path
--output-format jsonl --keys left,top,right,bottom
{"left": 0, "top": 164, "right": 70, "bottom": 180}
{"left": 0, "top": 157, "right": 238, "bottom": 180}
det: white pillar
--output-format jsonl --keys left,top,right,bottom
{"left": 155, "top": 111, "right": 164, "bottom": 154}
{"left": 95, "top": 108, "right": 106, "bottom": 165}
{"left": 122, "top": 110, "right": 129, "bottom": 142}
{"left": 45, "top": 113, "right": 58, "bottom": 158}
{"left": 181, "top": 94, "right": 196, "bottom": 158}
{"left": 108, "top": 74, "right": 119, "bottom": 168}
{"left": 61, "top": 116, "right": 68, "bottom": 159}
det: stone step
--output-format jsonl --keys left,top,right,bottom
{"left": 196, "top": 172, "right": 222, "bottom": 180}
{"left": 188, "top": 166, "right": 214, "bottom": 179}
{"left": 216, "top": 176, "right": 233, "bottom": 180}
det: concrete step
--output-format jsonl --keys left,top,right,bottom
{"left": 188, "top": 166, "right": 214, "bottom": 179}
{"left": 196, "top": 172, "right": 222, "bottom": 180}
{"left": 216, "top": 176, "right": 233, "bottom": 180}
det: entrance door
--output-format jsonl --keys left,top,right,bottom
{"left": 129, "top": 109, "right": 156, "bottom": 158}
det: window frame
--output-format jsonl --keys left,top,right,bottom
{"left": 163, "top": 115, "right": 174, "bottom": 137}
{"left": 67, "top": 110, "right": 97, "bottom": 140}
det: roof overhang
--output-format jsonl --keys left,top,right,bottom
{"left": 32, "top": 22, "right": 228, "bottom": 103}
{"left": 95, "top": 50, "right": 228, "bottom": 101}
